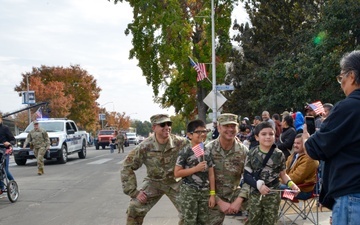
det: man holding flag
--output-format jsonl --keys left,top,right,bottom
{"left": 174, "top": 119, "right": 215, "bottom": 225}
{"left": 205, "top": 113, "right": 249, "bottom": 224}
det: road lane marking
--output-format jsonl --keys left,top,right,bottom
{"left": 87, "top": 158, "right": 113, "bottom": 164}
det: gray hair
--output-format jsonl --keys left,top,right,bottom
{"left": 340, "top": 50, "right": 360, "bottom": 85}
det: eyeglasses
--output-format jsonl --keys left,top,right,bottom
{"left": 158, "top": 122, "right": 172, "bottom": 127}
{"left": 336, "top": 71, "right": 350, "bottom": 84}
{"left": 190, "top": 130, "right": 208, "bottom": 135}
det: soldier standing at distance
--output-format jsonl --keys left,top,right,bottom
{"left": 116, "top": 131, "right": 125, "bottom": 153}
{"left": 23, "top": 120, "right": 50, "bottom": 175}
{"left": 121, "top": 114, "right": 189, "bottom": 225}
{"left": 206, "top": 113, "right": 249, "bottom": 225}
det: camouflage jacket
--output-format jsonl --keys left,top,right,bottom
{"left": 116, "top": 133, "right": 125, "bottom": 143}
{"left": 205, "top": 138, "right": 249, "bottom": 202}
{"left": 121, "top": 134, "right": 189, "bottom": 198}
{"left": 24, "top": 128, "right": 50, "bottom": 149}
{"left": 175, "top": 143, "right": 214, "bottom": 190}
{"left": 244, "top": 145, "right": 286, "bottom": 189}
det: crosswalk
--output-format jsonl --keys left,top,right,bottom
{"left": 8, "top": 155, "right": 124, "bottom": 167}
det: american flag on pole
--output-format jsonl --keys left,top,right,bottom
{"left": 192, "top": 142, "right": 205, "bottom": 158}
{"left": 308, "top": 101, "right": 325, "bottom": 115}
{"left": 282, "top": 189, "right": 296, "bottom": 200}
{"left": 188, "top": 56, "right": 208, "bottom": 82}
{"left": 35, "top": 107, "right": 43, "bottom": 118}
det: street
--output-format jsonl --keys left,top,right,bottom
{"left": 0, "top": 145, "right": 331, "bottom": 225}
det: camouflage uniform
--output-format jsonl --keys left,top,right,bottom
{"left": 176, "top": 143, "right": 214, "bottom": 225}
{"left": 117, "top": 132, "right": 125, "bottom": 153}
{"left": 206, "top": 138, "right": 249, "bottom": 225}
{"left": 24, "top": 122, "right": 50, "bottom": 175}
{"left": 244, "top": 146, "right": 286, "bottom": 225}
{"left": 121, "top": 131, "right": 189, "bottom": 225}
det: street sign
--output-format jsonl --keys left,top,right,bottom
{"left": 216, "top": 85, "right": 234, "bottom": 91}
{"left": 99, "top": 114, "right": 106, "bottom": 121}
{"left": 203, "top": 91, "right": 227, "bottom": 110}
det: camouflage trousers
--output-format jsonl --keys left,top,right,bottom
{"left": 180, "top": 184, "right": 209, "bottom": 225}
{"left": 34, "top": 147, "right": 47, "bottom": 170}
{"left": 118, "top": 142, "right": 124, "bottom": 153}
{"left": 208, "top": 188, "right": 247, "bottom": 225}
{"left": 245, "top": 192, "right": 281, "bottom": 225}
{"left": 126, "top": 180, "right": 183, "bottom": 225}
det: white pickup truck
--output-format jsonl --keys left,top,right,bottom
{"left": 13, "top": 118, "right": 87, "bottom": 165}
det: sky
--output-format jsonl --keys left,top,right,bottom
{"left": 0, "top": 0, "right": 248, "bottom": 122}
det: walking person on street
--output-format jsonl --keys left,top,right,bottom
{"left": 23, "top": 120, "right": 50, "bottom": 175}
{"left": 117, "top": 130, "right": 125, "bottom": 153}
{"left": 121, "top": 114, "right": 189, "bottom": 225}
{"left": 303, "top": 50, "right": 360, "bottom": 225}
{"left": 206, "top": 113, "right": 249, "bottom": 225}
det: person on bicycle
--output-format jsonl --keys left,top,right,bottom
{"left": 0, "top": 115, "right": 16, "bottom": 194}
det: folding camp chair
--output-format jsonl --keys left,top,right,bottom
{"left": 278, "top": 181, "right": 319, "bottom": 225}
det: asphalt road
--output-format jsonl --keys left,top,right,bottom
{"left": 0, "top": 145, "right": 331, "bottom": 225}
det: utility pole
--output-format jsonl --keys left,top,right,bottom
{"left": 211, "top": 0, "right": 217, "bottom": 123}
{"left": 26, "top": 74, "right": 31, "bottom": 124}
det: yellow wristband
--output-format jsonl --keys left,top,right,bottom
{"left": 287, "top": 181, "right": 295, "bottom": 188}
{"left": 210, "top": 190, "right": 216, "bottom": 196}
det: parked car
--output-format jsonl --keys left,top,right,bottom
{"left": 126, "top": 133, "right": 139, "bottom": 145}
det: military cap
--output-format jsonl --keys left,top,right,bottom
{"left": 33, "top": 120, "right": 39, "bottom": 124}
{"left": 150, "top": 114, "right": 171, "bottom": 124}
{"left": 218, "top": 113, "right": 239, "bottom": 125}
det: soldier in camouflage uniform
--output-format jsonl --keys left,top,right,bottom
{"left": 23, "top": 120, "right": 50, "bottom": 175}
{"left": 206, "top": 113, "right": 249, "bottom": 225}
{"left": 116, "top": 131, "right": 125, "bottom": 153}
{"left": 174, "top": 119, "right": 215, "bottom": 225}
{"left": 121, "top": 114, "right": 189, "bottom": 225}
{"left": 243, "top": 121, "right": 299, "bottom": 225}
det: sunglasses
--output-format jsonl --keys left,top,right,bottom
{"left": 158, "top": 122, "right": 172, "bottom": 127}
{"left": 190, "top": 130, "right": 209, "bottom": 135}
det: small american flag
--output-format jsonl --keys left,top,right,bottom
{"left": 282, "top": 189, "right": 295, "bottom": 200}
{"left": 188, "top": 56, "right": 208, "bottom": 82}
{"left": 308, "top": 101, "right": 325, "bottom": 115}
{"left": 35, "top": 107, "right": 43, "bottom": 118}
{"left": 192, "top": 142, "right": 205, "bottom": 158}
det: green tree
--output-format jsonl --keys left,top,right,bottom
{"left": 225, "top": 0, "right": 359, "bottom": 116}
{"left": 109, "top": 0, "right": 237, "bottom": 121}
{"left": 14, "top": 65, "right": 101, "bottom": 132}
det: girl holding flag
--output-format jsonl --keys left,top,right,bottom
{"left": 174, "top": 119, "right": 215, "bottom": 225}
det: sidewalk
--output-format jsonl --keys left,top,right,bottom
{"left": 142, "top": 196, "right": 331, "bottom": 225}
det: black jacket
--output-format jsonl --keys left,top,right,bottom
{"left": 276, "top": 127, "right": 296, "bottom": 159}
{"left": 0, "top": 123, "right": 15, "bottom": 146}
{"left": 305, "top": 88, "right": 360, "bottom": 209}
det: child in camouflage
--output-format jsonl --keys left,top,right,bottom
{"left": 174, "top": 119, "right": 215, "bottom": 225}
{"left": 243, "top": 121, "right": 299, "bottom": 224}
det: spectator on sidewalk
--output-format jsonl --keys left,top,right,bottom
{"left": 276, "top": 115, "right": 296, "bottom": 160}
{"left": 280, "top": 134, "right": 319, "bottom": 200}
{"left": 303, "top": 50, "right": 360, "bottom": 225}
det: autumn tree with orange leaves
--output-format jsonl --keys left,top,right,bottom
{"left": 14, "top": 65, "right": 101, "bottom": 132}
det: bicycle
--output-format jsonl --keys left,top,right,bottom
{"left": 0, "top": 146, "right": 19, "bottom": 203}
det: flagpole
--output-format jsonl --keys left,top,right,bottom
{"left": 211, "top": 0, "right": 217, "bottom": 123}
